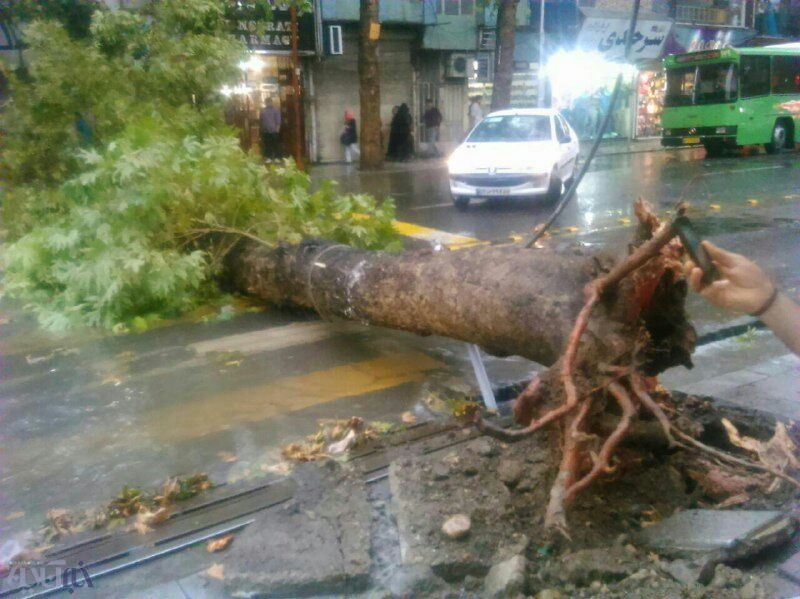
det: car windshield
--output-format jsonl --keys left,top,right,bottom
{"left": 467, "top": 115, "right": 552, "bottom": 142}
{"left": 665, "top": 62, "right": 738, "bottom": 106}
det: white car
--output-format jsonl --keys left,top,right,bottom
{"left": 447, "top": 108, "right": 580, "bottom": 209}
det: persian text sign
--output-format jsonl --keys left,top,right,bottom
{"left": 578, "top": 17, "right": 671, "bottom": 60}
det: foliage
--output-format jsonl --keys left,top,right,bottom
{"left": 2, "top": 0, "right": 400, "bottom": 332}
{"left": 0, "top": 0, "right": 103, "bottom": 40}
{"left": 1, "top": 0, "right": 243, "bottom": 193}
{"left": 3, "top": 118, "right": 400, "bottom": 331}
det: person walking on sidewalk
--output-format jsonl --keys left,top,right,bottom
{"left": 467, "top": 96, "right": 483, "bottom": 133}
{"left": 340, "top": 110, "right": 360, "bottom": 164}
{"left": 685, "top": 241, "right": 800, "bottom": 356}
{"left": 387, "top": 103, "right": 413, "bottom": 161}
{"left": 423, "top": 99, "right": 443, "bottom": 157}
{"left": 259, "top": 97, "right": 281, "bottom": 161}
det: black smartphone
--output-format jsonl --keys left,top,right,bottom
{"left": 673, "top": 216, "right": 719, "bottom": 286}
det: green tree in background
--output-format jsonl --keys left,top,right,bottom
{"left": 1, "top": 0, "right": 399, "bottom": 332}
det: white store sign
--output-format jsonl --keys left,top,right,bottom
{"left": 578, "top": 17, "right": 671, "bottom": 61}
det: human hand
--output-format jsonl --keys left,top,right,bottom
{"left": 683, "top": 241, "right": 774, "bottom": 314}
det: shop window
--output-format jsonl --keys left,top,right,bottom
{"left": 438, "top": 0, "right": 474, "bottom": 15}
{"left": 740, "top": 55, "right": 770, "bottom": 97}
{"left": 771, "top": 55, "right": 800, "bottom": 94}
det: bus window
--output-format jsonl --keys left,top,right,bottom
{"left": 771, "top": 55, "right": 800, "bottom": 94}
{"left": 665, "top": 66, "right": 696, "bottom": 107}
{"left": 741, "top": 55, "right": 771, "bottom": 97}
{"left": 695, "top": 63, "right": 737, "bottom": 104}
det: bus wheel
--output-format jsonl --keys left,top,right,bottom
{"left": 703, "top": 141, "right": 724, "bottom": 158}
{"left": 765, "top": 120, "right": 790, "bottom": 154}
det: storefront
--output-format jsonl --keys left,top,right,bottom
{"left": 634, "top": 67, "right": 666, "bottom": 138}
{"left": 548, "top": 9, "right": 672, "bottom": 141}
{"left": 225, "top": 4, "right": 318, "bottom": 160}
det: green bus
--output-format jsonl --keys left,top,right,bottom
{"left": 661, "top": 46, "right": 800, "bottom": 156}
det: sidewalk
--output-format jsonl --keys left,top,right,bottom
{"left": 311, "top": 136, "right": 680, "bottom": 178}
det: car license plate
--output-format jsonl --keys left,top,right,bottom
{"left": 478, "top": 187, "right": 510, "bottom": 196}
{"left": 683, "top": 136, "right": 700, "bottom": 144}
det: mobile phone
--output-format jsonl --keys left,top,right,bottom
{"left": 673, "top": 216, "right": 719, "bottom": 286}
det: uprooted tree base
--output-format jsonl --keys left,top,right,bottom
{"left": 224, "top": 200, "right": 799, "bottom": 536}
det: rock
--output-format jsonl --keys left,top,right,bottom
{"left": 431, "top": 462, "right": 450, "bottom": 480}
{"left": 484, "top": 555, "right": 527, "bottom": 598}
{"left": 626, "top": 568, "right": 649, "bottom": 582}
{"left": 516, "top": 477, "right": 536, "bottom": 492}
{"left": 660, "top": 558, "right": 704, "bottom": 587}
{"left": 615, "top": 533, "right": 630, "bottom": 546}
{"left": 222, "top": 461, "right": 371, "bottom": 597}
{"left": 547, "top": 547, "right": 639, "bottom": 586}
{"left": 442, "top": 514, "right": 471, "bottom": 540}
{"left": 493, "top": 533, "right": 529, "bottom": 562}
{"left": 709, "top": 564, "right": 745, "bottom": 589}
{"left": 535, "top": 589, "right": 563, "bottom": 599}
{"left": 497, "top": 459, "right": 524, "bottom": 487}
{"left": 471, "top": 438, "right": 497, "bottom": 457}
{"left": 739, "top": 579, "right": 761, "bottom": 599}
{"left": 463, "top": 574, "right": 483, "bottom": 591}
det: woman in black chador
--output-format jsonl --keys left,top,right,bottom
{"left": 387, "top": 103, "right": 413, "bottom": 161}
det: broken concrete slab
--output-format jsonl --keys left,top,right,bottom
{"left": 388, "top": 440, "right": 522, "bottom": 582}
{"left": 221, "top": 461, "right": 371, "bottom": 598}
{"left": 638, "top": 509, "right": 795, "bottom": 561}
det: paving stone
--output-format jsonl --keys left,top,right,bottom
{"left": 221, "top": 461, "right": 371, "bottom": 598}
{"left": 638, "top": 509, "right": 795, "bottom": 561}
{"left": 389, "top": 448, "right": 514, "bottom": 582}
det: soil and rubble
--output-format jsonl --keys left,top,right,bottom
{"left": 214, "top": 397, "right": 799, "bottom": 599}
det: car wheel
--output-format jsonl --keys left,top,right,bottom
{"left": 453, "top": 196, "right": 470, "bottom": 210}
{"left": 545, "top": 169, "right": 562, "bottom": 203}
{"left": 765, "top": 120, "right": 788, "bottom": 154}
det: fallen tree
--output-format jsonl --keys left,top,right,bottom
{"left": 224, "top": 200, "right": 799, "bottom": 536}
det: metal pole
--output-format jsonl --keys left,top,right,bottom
{"left": 537, "top": 0, "right": 546, "bottom": 107}
{"left": 467, "top": 344, "right": 498, "bottom": 412}
{"left": 290, "top": 6, "right": 306, "bottom": 170}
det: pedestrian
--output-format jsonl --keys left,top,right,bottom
{"left": 685, "top": 241, "right": 800, "bottom": 356}
{"left": 423, "top": 98, "right": 443, "bottom": 157}
{"left": 468, "top": 96, "right": 483, "bottom": 133}
{"left": 259, "top": 96, "right": 281, "bottom": 161}
{"left": 387, "top": 103, "right": 413, "bottom": 161}
{"left": 340, "top": 109, "right": 360, "bottom": 164}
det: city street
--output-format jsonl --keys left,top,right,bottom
{"left": 2, "top": 146, "right": 799, "bottom": 597}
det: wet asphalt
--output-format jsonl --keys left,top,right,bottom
{"left": 1, "top": 146, "right": 798, "bottom": 569}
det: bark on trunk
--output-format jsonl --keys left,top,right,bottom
{"left": 358, "top": 0, "right": 383, "bottom": 170}
{"left": 491, "top": 0, "right": 520, "bottom": 112}
{"left": 225, "top": 240, "right": 695, "bottom": 375}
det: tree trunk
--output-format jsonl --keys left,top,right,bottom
{"left": 358, "top": 0, "right": 383, "bottom": 170}
{"left": 225, "top": 240, "right": 694, "bottom": 375}
{"left": 491, "top": 0, "right": 519, "bottom": 112}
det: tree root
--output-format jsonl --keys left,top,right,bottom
{"left": 474, "top": 202, "right": 800, "bottom": 537}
